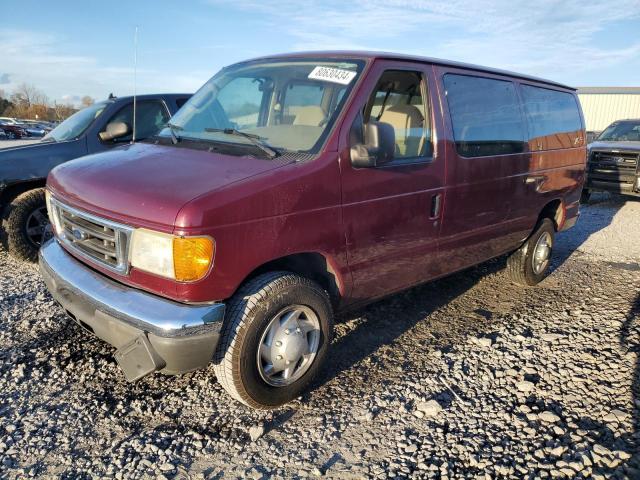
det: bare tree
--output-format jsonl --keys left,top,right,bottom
{"left": 5, "top": 83, "right": 50, "bottom": 119}
{"left": 12, "top": 83, "right": 48, "bottom": 108}
{"left": 53, "top": 102, "right": 76, "bottom": 121}
{"left": 81, "top": 95, "right": 95, "bottom": 107}
{"left": 2, "top": 83, "right": 78, "bottom": 121}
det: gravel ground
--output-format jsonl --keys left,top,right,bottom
{"left": 1, "top": 193, "right": 639, "bottom": 479}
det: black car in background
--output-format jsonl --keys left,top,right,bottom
{"left": 583, "top": 119, "right": 640, "bottom": 202}
{"left": 0, "top": 93, "right": 191, "bottom": 261}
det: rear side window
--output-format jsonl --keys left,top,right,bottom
{"left": 520, "top": 85, "right": 582, "bottom": 150}
{"left": 444, "top": 74, "right": 526, "bottom": 157}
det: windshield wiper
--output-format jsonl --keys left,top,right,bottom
{"left": 204, "top": 128, "right": 278, "bottom": 158}
{"left": 165, "top": 122, "right": 182, "bottom": 144}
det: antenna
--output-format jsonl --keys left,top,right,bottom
{"left": 132, "top": 25, "right": 138, "bottom": 143}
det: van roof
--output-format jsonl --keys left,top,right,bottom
{"left": 245, "top": 51, "right": 575, "bottom": 91}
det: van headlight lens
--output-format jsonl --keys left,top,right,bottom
{"left": 130, "top": 229, "right": 214, "bottom": 282}
{"left": 45, "top": 190, "right": 63, "bottom": 235}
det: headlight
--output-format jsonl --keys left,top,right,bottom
{"left": 45, "top": 190, "right": 62, "bottom": 235}
{"left": 130, "top": 228, "right": 214, "bottom": 282}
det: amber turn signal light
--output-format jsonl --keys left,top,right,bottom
{"left": 173, "top": 237, "right": 215, "bottom": 282}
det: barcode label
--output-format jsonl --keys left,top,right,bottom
{"left": 308, "top": 66, "right": 357, "bottom": 85}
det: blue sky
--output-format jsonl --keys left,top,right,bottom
{"left": 1, "top": 0, "right": 639, "bottom": 104}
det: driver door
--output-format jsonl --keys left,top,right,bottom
{"left": 339, "top": 60, "right": 446, "bottom": 302}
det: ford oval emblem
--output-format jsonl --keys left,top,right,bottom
{"left": 72, "top": 228, "right": 87, "bottom": 241}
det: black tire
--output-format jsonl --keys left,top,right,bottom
{"left": 7, "top": 131, "right": 16, "bottom": 139}
{"left": 506, "top": 218, "right": 555, "bottom": 286}
{"left": 580, "top": 189, "right": 591, "bottom": 204}
{"left": 213, "top": 272, "right": 333, "bottom": 409}
{"left": 1, "top": 188, "right": 49, "bottom": 262}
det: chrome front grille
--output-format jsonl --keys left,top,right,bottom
{"left": 589, "top": 150, "right": 639, "bottom": 185}
{"left": 47, "top": 196, "right": 133, "bottom": 274}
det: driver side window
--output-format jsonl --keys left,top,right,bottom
{"left": 364, "top": 70, "right": 432, "bottom": 159}
{"left": 104, "top": 100, "right": 170, "bottom": 142}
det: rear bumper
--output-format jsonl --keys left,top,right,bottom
{"left": 39, "top": 239, "right": 225, "bottom": 380}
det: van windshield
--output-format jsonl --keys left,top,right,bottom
{"left": 43, "top": 102, "right": 107, "bottom": 142}
{"left": 159, "top": 58, "right": 365, "bottom": 155}
{"left": 597, "top": 121, "right": 640, "bottom": 142}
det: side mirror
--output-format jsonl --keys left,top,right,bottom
{"left": 99, "top": 121, "right": 131, "bottom": 142}
{"left": 350, "top": 121, "right": 395, "bottom": 168}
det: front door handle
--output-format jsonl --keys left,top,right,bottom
{"left": 430, "top": 193, "right": 442, "bottom": 219}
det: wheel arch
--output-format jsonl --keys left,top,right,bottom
{"left": 538, "top": 198, "right": 564, "bottom": 231}
{"left": 1, "top": 179, "right": 47, "bottom": 210}
{"left": 236, "top": 252, "right": 345, "bottom": 308}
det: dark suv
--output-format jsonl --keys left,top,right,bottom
{"left": 0, "top": 93, "right": 190, "bottom": 261}
{"left": 583, "top": 119, "right": 640, "bottom": 201}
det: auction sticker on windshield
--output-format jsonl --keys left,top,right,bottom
{"left": 308, "top": 66, "right": 357, "bottom": 85}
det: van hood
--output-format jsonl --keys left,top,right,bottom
{"left": 48, "top": 142, "right": 293, "bottom": 228}
{"left": 588, "top": 141, "right": 640, "bottom": 152}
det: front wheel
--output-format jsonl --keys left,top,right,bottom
{"left": 506, "top": 218, "right": 555, "bottom": 286}
{"left": 213, "top": 272, "right": 333, "bottom": 409}
{"left": 2, "top": 188, "right": 50, "bottom": 262}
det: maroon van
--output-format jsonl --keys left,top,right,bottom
{"left": 40, "top": 52, "right": 586, "bottom": 408}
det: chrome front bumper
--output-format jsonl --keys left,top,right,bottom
{"left": 39, "top": 239, "right": 225, "bottom": 380}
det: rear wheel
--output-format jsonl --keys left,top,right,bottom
{"left": 506, "top": 218, "right": 555, "bottom": 286}
{"left": 1, "top": 188, "right": 49, "bottom": 262}
{"left": 213, "top": 272, "right": 333, "bottom": 409}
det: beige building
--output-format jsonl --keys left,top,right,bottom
{"left": 577, "top": 87, "right": 640, "bottom": 134}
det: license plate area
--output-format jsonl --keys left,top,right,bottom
{"left": 115, "top": 335, "right": 166, "bottom": 381}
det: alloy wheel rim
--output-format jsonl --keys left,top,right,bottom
{"left": 25, "top": 206, "right": 50, "bottom": 247}
{"left": 256, "top": 305, "right": 321, "bottom": 387}
{"left": 532, "top": 231, "right": 552, "bottom": 275}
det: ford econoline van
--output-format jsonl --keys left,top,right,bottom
{"left": 39, "top": 52, "right": 586, "bottom": 409}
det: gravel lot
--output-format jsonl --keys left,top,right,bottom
{"left": 1, "top": 193, "right": 639, "bottom": 479}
